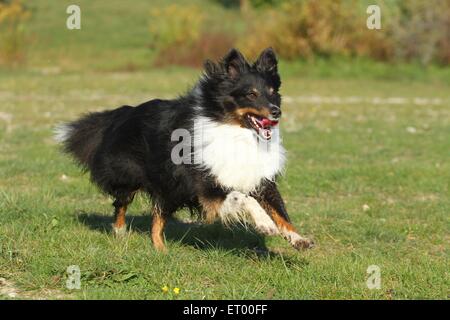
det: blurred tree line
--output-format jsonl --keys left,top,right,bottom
{"left": 0, "top": 0, "right": 29, "bottom": 65}
{"left": 149, "top": 0, "right": 450, "bottom": 67}
{"left": 0, "top": 0, "right": 448, "bottom": 68}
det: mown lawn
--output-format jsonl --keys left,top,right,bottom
{"left": 0, "top": 69, "right": 449, "bottom": 299}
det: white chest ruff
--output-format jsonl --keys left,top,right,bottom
{"left": 192, "top": 117, "right": 286, "bottom": 193}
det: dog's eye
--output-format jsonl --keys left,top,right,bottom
{"left": 247, "top": 92, "right": 258, "bottom": 100}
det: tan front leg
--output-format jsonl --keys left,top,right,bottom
{"left": 263, "top": 203, "right": 314, "bottom": 250}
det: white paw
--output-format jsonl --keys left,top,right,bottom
{"left": 113, "top": 224, "right": 127, "bottom": 237}
{"left": 291, "top": 237, "right": 315, "bottom": 250}
{"left": 283, "top": 230, "right": 315, "bottom": 250}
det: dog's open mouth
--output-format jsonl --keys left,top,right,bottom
{"left": 245, "top": 114, "right": 279, "bottom": 140}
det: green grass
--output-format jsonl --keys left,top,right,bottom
{"left": 0, "top": 0, "right": 449, "bottom": 300}
{"left": 0, "top": 69, "right": 449, "bottom": 299}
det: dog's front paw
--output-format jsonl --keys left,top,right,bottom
{"left": 292, "top": 237, "right": 315, "bottom": 250}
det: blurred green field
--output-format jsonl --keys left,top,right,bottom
{"left": 0, "top": 0, "right": 449, "bottom": 300}
{"left": 18, "top": 0, "right": 242, "bottom": 71}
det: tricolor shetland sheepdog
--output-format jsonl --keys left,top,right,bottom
{"left": 55, "top": 48, "right": 314, "bottom": 251}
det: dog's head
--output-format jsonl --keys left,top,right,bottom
{"left": 201, "top": 48, "right": 282, "bottom": 140}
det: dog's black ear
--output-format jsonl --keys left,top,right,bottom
{"left": 255, "top": 47, "right": 278, "bottom": 73}
{"left": 222, "top": 48, "right": 249, "bottom": 79}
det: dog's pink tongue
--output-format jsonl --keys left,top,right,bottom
{"left": 260, "top": 118, "right": 278, "bottom": 128}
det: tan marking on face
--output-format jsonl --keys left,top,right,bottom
{"left": 234, "top": 107, "right": 270, "bottom": 119}
{"left": 223, "top": 107, "right": 271, "bottom": 128}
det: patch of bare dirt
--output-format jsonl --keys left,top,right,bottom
{"left": 0, "top": 277, "right": 72, "bottom": 300}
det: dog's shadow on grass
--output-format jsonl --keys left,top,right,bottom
{"left": 76, "top": 212, "right": 308, "bottom": 265}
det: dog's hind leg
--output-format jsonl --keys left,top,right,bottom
{"left": 150, "top": 203, "right": 169, "bottom": 252}
{"left": 112, "top": 191, "right": 136, "bottom": 237}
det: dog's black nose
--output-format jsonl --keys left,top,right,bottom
{"left": 270, "top": 104, "right": 281, "bottom": 119}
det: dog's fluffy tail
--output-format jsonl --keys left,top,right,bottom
{"left": 54, "top": 106, "right": 131, "bottom": 169}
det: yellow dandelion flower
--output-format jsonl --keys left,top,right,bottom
{"left": 173, "top": 287, "right": 180, "bottom": 295}
{"left": 161, "top": 285, "right": 169, "bottom": 293}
